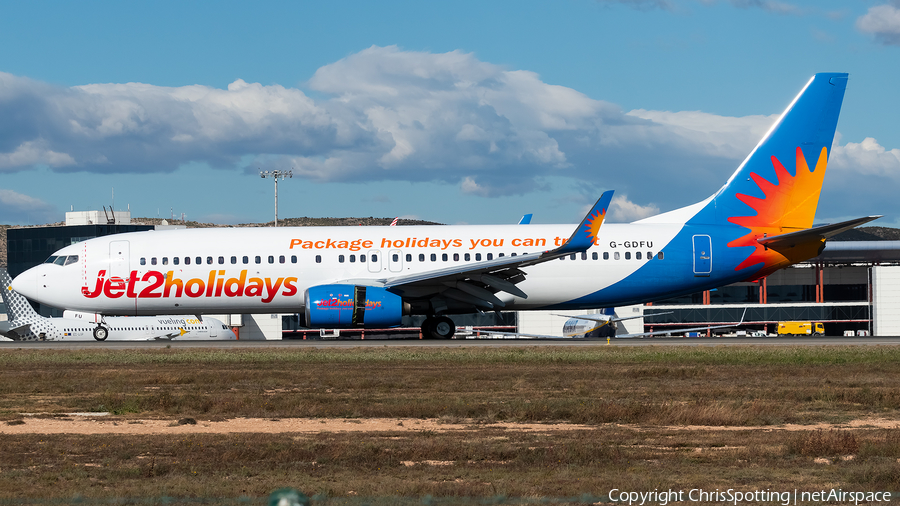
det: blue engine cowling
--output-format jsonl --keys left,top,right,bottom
{"left": 304, "top": 284, "right": 404, "bottom": 328}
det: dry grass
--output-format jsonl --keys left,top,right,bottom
{"left": 2, "top": 345, "right": 900, "bottom": 502}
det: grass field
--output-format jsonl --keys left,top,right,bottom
{"left": 1, "top": 345, "right": 900, "bottom": 503}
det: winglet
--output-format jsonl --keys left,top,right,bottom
{"left": 554, "top": 190, "right": 614, "bottom": 256}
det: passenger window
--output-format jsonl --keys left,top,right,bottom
{"left": 475, "top": 253, "right": 481, "bottom": 261}
{"left": 360, "top": 255, "right": 366, "bottom": 263}
{"left": 406, "top": 254, "right": 412, "bottom": 262}
{"left": 658, "top": 252, "right": 664, "bottom": 260}
{"left": 173, "top": 257, "right": 179, "bottom": 265}
{"left": 511, "top": 253, "right": 517, "bottom": 257}
{"left": 453, "top": 253, "right": 459, "bottom": 261}
{"left": 151, "top": 258, "right": 157, "bottom": 265}
{"left": 392, "top": 254, "right": 399, "bottom": 262}
{"left": 581, "top": 252, "right": 586, "bottom": 260}
{"left": 569, "top": 253, "right": 576, "bottom": 260}
{"left": 218, "top": 256, "right": 225, "bottom": 264}
{"left": 498, "top": 253, "right": 504, "bottom": 257}
{"left": 255, "top": 256, "right": 261, "bottom": 264}
{"left": 315, "top": 255, "right": 321, "bottom": 263}
{"left": 418, "top": 254, "right": 425, "bottom": 262}
{"left": 140, "top": 258, "right": 146, "bottom": 266}
{"left": 291, "top": 255, "right": 297, "bottom": 263}
{"left": 603, "top": 252, "right": 609, "bottom": 260}
{"left": 487, "top": 253, "right": 493, "bottom": 260}
{"left": 243, "top": 256, "right": 249, "bottom": 264}
{"left": 185, "top": 257, "right": 191, "bottom": 265}
{"left": 625, "top": 252, "right": 631, "bottom": 260}
{"left": 162, "top": 257, "right": 168, "bottom": 265}
{"left": 231, "top": 256, "right": 237, "bottom": 264}
{"left": 442, "top": 253, "right": 448, "bottom": 261}
{"left": 464, "top": 253, "right": 470, "bottom": 261}
{"left": 647, "top": 251, "right": 652, "bottom": 260}
{"left": 196, "top": 257, "right": 202, "bottom": 265}
{"left": 430, "top": 253, "right": 437, "bottom": 261}
{"left": 339, "top": 255, "right": 345, "bottom": 263}
{"left": 206, "top": 257, "right": 213, "bottom": 265}
{"left": 592, "top": 252, "right": 598, "bottom": 260}
{"left": 371, "top": 254, "right": 378, "bottom": 263}
{"left": 279, "top": 255, "right": 285, "bottom": 264}
{"left": 349, "top": 255, "right": 356, "bottom": 263}
{"left": 268, "top": 256, "right": 274, "bottom": 264}
{"left": 614, "top": 252, "right": 620, "bottom": 260}
{"left": 636, "top": 252, "right": 642, "bottom": 260}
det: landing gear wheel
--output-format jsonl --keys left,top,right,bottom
{"left": 431, "top": 316, "right": 456, "bottom": 340}
{"left": 93, "top": 326, "right": 108, "bottom": 341}
{"left": 421, "top": 317, "right": 435, "bottom": 339}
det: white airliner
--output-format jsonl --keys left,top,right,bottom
{"left": 0, "top": 269, "right": 236, "bottom": 341}
{"left": 11, "top": 73, "right": 878, "bottom": 339}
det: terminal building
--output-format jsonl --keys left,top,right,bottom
{"left": 3, "top": 212, "right": 900, "bottom": 338}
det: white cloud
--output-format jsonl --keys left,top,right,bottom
{"left": 0, "top": 46, "right": 896, "bottom": 221}
{"left": 608, "top": 194, "right": 660, "bottom": 222}
{"left": 0, "top": 189, "right": 58, "bottom": 224}
{"left": 830, "top": 137, "right": 900, "bottom": 177}
{"left": 0, "top": 141, "right": 75, "bottom": 170}
{"left": 856, "top": 3, "right": 900, "bottom": 46}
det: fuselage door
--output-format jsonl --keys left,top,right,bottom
{"left": 109, "top": 240, "right": 130, "bottom": 279}
{"left": 692, "top": 235, "right": 712, "bottom": 277}
{"left": 388, "top": 249, "right": 403, "bottom": 273}
{"left": 367, "top": 250, "right": 382, "bottom": 273}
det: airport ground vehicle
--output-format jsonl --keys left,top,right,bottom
{"left": 777, "top": 321, "right": 824, "bottom": 336}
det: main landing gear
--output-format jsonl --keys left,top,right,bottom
{"left": 92, "top": 325, "right": 108, "bottom": 341}
{"left": 421, "top": 316, "right": 456, "bottom": 339}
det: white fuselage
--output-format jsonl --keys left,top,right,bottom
{"left": 9, "top": 220, "right": 738, "bottom": 317}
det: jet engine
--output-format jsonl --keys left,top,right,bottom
{"left": 304, "top": 284, "right": 406, "bottom": 328}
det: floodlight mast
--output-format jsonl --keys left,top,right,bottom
{"left": 259, "top": 169, "right": 293, "bottom": 227}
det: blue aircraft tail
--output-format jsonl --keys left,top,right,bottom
{"left": 702, "top": 73, "right": 848, "bottom": 230}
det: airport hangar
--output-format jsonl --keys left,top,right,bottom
{"left": 3, "top": 210, "right": 900, "bottom": 339}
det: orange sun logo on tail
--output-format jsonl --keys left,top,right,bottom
{"left": 727, "top": 146, "right": 829, "bottom": 274}
{"left": 583, "top": 207, "right": 607, "bottom": 244}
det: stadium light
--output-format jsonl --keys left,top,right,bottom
{"left": 259, "top": 169, "right": 293, "bottom": 227}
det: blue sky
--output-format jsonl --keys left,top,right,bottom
{"left": 0, "top": 0, "right": 898, "bottom": 226}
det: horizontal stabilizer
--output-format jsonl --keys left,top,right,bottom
{"left": 758, "top": 216, "right": 882, "bottom": 250}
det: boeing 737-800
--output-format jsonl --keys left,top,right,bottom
{"left": 11, "top": 73, "right": 878, "bottom": 339}
{"left": 0, "top": 269, "right": 236, "bottom": 341}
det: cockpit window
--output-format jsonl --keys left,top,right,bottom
{"left": 44, "top": 256, "right": 59, "bottom": 264}
{"left": 54, "top": 256, "right": 68, "bottom": 266}
{"left": 63, "top": 255, "right": 79, "bottom": 266}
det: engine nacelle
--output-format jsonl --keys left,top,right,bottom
{"left": 63, "top": 310, "right": 104, "bottom": 323}
{"left": 304, "top": 284, "right": 404, "bottom": 328}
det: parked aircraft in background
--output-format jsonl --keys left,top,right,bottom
{"left": 11, "top": 73, "right": 877, "bottom": 339}
{"left": 477, "top": 309, "right": 744, "bottom": 339}
{"left": 0, "top": 269, "right": 236, "bottom": 342}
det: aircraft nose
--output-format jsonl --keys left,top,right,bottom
{"left": 11, "top": 268, "right": 39, "bottom": 300}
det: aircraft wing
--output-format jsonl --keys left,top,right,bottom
{"left": 758, "top": 216, "right": 881, "bottom": 250}
{"left": 550, "top": 312, "right": 673, "bottom": 324}
{"left": 615, "top": 309, "right": 747, "bottom": 338}
{"left": 473, "top": 309, "right": 746, "bottom": 339}
{"left": 336, "top": 191, "right": 614, "bottom": 310}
